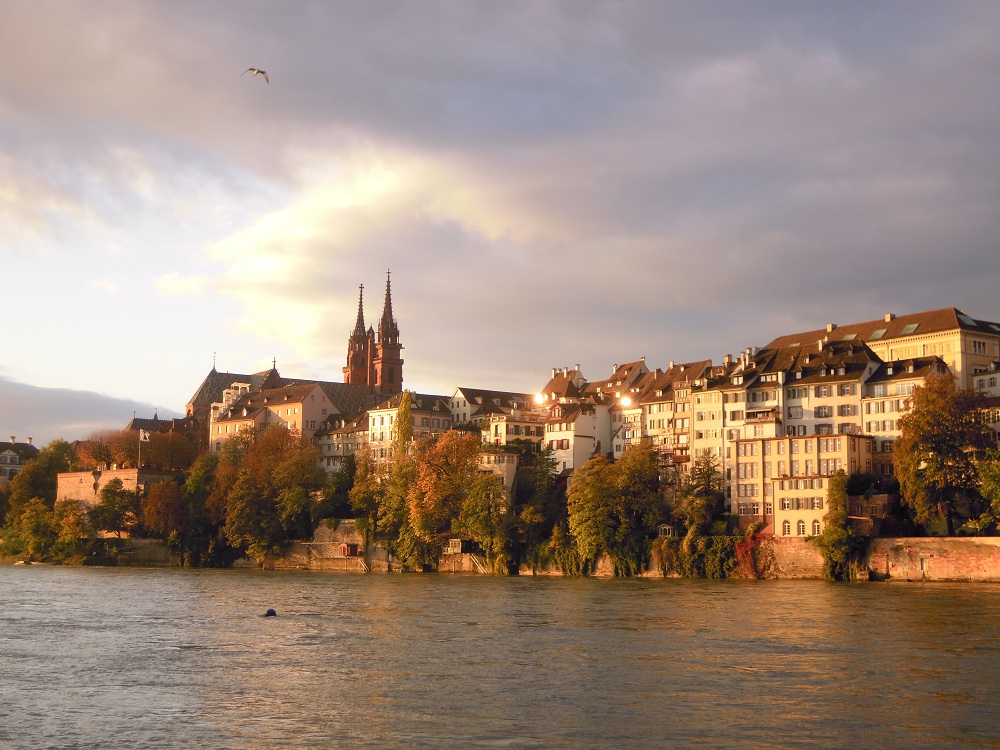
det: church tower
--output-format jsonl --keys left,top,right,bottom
{"left": 343, "top": 284, "right": 375, "bottom": 387}
{"left": 373, "top": 270, "right": 404, "bottom": 394}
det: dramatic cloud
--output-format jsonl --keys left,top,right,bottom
{"left": 2, "top": 2, "right": 999, "bottom": 441}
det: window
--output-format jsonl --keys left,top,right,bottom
{"left": 814, "top": 385, "right": 831, "bottom": 398}
{"left": 812, "top": 520, "right": 822, "bottom": 535}
{"left": 797, "top": 520, "right": 806, "bottom": 536}
{"left": 838, "top": 383, "right": 855, "bottom": 397}
{"left": 815, "top": 406, "right": 832, "bottom": 418}
{"left": 787, "top": 406, "right": 803, "bottom": 419}
{"left": 782, "top": 520, "right": 791, "bottom": 536}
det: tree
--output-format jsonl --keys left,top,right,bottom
{"left": 457, "top": 472, "right": 511, "bottom": 573}
{"left": 973, "top": 452, "right": 1000, "bottom": 533}
{"left": 142, "top": 481, "right": 187, "bottom": 538}
{"left": 89, "top": 478, "right": 140, "bottom": 539}
{"left": 812, "top": 470, "right": 859, "bottom": 581}
{"left": 893, "top": 373, "right": 992, "bottom": 535}
{"left": 14, "top": 497, "right": 57, "bottom": 561}
{"left": 221, "top": 425, "right": 325, "bottom": 564}
{"left": 409, "top": 430, "right": 481, "bottom": 543}
{"left": 5, "top": 439, "right": 76, "bottom": 520}
{"left": 350, "top": 446, "right": 383, "bottom": 538}
{"left": 52, "top": 498, "right": 93, "bottom": 559}
{"left": 608, "top": 441, "right": 664, "bottom": 576}
{"left": 674, "top": 449, "right": 725, "bottom": 540}
{"left": 566, "top": 455, "right": 615, "bottom": 569}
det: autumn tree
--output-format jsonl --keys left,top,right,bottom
{"left": 52, "top": 498, "right": 93, "bottom": 559}
{"left": 222, "top": 425, "right": 324, "bottom": 564}
{"left": 142, "top": 481, "right": 187, "bottom": 538}
{"left": 107, "top": 430, "right": 139, "bottom": 469}
{"left": 893, "top": 373, "right": 992, "bottom": 535}
{"left": 143, "top": 432, "right": 197, "bottom": 471}
{"left": 76, "top": 430, "right": 116, "bottom": 469}
{"left": 409, "top": 430, "right": 481, "bottom": 545}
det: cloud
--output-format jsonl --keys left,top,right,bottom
{"left": 0, "top": 375, "right": 181, "bottom": 447}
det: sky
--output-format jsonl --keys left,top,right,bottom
{"left": 3, "top": 1, "right": 1000, "bottom": 447}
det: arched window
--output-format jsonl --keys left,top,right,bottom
{"left": 782, "top": 520, "right": 790, "bottom": 536}
{"left": 812, "top": 520, "right": 821, "bottom": 535}
{"left": 797, "top": 520, "right": 806, "bottom": 536}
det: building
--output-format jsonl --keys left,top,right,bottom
{"left": 208, "top": 383, "right": 335, "bottom": 452}
{"left": 186, "top": 276, "right": 400, "bottom": 451}
{"left": 732, "top": 433, "right": 875, "bottom": 536}
{"left": 765, "top": 308, "right": 1000, "bottom": 391}
{"left": 57, "top": 468, "right": 177, "bottom": 507}
{"left": 343, "top": 271, "right": 404, "bottom": 395}
{"left": 0, "top": 437, "right": 39, "bottom": 481}
{"left": 366, "top": 392, "right": 452, "bottom": 463}
{"left": 313, "top": 412, "right": 369, "bottom": 473}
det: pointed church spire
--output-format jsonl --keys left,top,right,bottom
{"left": 379, "top": 269, "right": 399, "bottom": 340}
{"left": 353, "top": 284, "right": 367, "bottom": 337}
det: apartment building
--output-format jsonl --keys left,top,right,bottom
{"left": 733, "top": 433, "right": 875, "bottom": 536}
{"left": 366, "top": 392, "right": 452, "bottom": 463}
{"left": 209, "top": 382, "right": 334, "bottom": 452}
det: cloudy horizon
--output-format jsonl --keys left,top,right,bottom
{"left": 3, "top": 2, "right": 1000, "bottom": 447}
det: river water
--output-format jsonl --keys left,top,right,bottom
{"left": 1, "top": 566, "right": 998, "bottom": 749}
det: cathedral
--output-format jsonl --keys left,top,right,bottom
{"left": 343, "top": 271, "right": 404, "bottom": 394}
{"left": 184, "top": 272, "right": 403, "bottom": 451}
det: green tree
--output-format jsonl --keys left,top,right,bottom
{"left": 608, "top": 441, "right": 664, "bottom": 576}
{"left": 52, "top": 498, "right": 93, "bottom": 559}
{"left": 566, "top": 454, "right": 615, "bottom": 570}
{"left": 350, "top": 446, "right": 383, "bottom": 538}
{"left": 893, "top": 373, "right": 992, "bottom": 535}
{"left": 457, "top": 472, "right": 511, "bottom": 573}
{"left": 6, "top": 439, "right": 76, "bottom": 520}
{"left": 674, "top": 449, "right": 725, "bottom": 541}
{"left": 89, "top": 478, "right": 140, "bottom": 539}
{"left": 972, "top": 452, "right": 1000, "bottom": 533}
{"left": 812, "top": 470, "right": 859, "bottom": 580}
{"left": 15, "top": 497, "right": 57, "bottom": 560}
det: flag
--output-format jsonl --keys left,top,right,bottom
{"left": 139, "top": 430, "right": 150, "bottom": 442}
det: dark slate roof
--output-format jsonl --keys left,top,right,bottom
{"left": 865, "top": 356, "right": 948, "bottom": 384}
{"left": 187, "top": 367, "right": 379, "bottom": 418}
{"left": 0, "top": 440, "right": 40, "bottom": 461}
{"left": 371, "top": 392, "right": 451, "bottom": 413}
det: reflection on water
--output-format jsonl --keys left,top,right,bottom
{"left": 1, "top": 567, "right": 998, "bottom": 749}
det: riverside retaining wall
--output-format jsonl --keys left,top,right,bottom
{"left": 867, "top": 537, "right": 1000, "bottom": 582}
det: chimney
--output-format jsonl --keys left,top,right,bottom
{"left": 9, "top": 436, "right": 14, "bottom": 443}
{"left": 885, "top": 313, "right": 895, "bottom": 322}
{"left": 26, "top": 437, "right": 32, "bottom": 445}
{"left": 724, "top": 354, "right": 732, "bottom": 366}
{"left": 818, "top": 339, "right": 824, "bottom": 351}
{"left": 669, "top": 361, "right": 675, "bottom": 369}
{"left": 827, "top": 323, "right": 837, "bottom": 332}
{"left": 552, "top": 368, "right": 557, "bottom": 378}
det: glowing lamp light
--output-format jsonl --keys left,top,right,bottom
{"left": 620, "top": 396, "right": 632, "bottom": 408}
{"left": 534, "top": 393, "right": 545, "bottom": 405}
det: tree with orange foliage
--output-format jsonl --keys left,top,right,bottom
{"left": 142, "top": 481, "right": 187, "bottom": 538}
{"left": 408, "top": 430, "right": 481, "bottom": 544}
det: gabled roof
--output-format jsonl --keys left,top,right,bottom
{"left": 765, "top": 308, "right": 1000, "bottom": 350}
{"left": 188, "top": 366, "right": 378, "bottom": 417}
{"left": 866, "top": 356, "right": 948, "bottom": 384}
{"left": 744, "top": 340, "right": 880, "bottom": 386}
{"left": 637, "top": 361, "right": 713, "bottom": 405}
{"left": 371, "top": 392, "right": 451, "bottom": 413}
{"left": 539, "top": 368, "right": 586, "bottom": 401}
{"left": 214, "top": 383, "right": 325, "bottom": 423}
{"left": 0, "top": 440, "right": 39, "bottom": 461}
{"left": 453, "top": 387, "right": 532, "bottom": 412}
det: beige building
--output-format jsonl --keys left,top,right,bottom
{"left": 209, "top": 383, "right": 334, "bottom": 452}
{"left": 1, "top": 437, "right": 38, "bottom": 481}
{"left": 367, "top": 392, "right": 452, "bottom": 463}
{"left": 57, "top": 468, "right": 177, "bottom": 506}
{"left": 765, "top": 308, "right": 1000, "bottom": 391}
{"left": 733, "top": 434, "right": 875, "bottom": 537}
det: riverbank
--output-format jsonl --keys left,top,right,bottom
{"left": 12, "top": 533, "right": 1000, "bottom": 582}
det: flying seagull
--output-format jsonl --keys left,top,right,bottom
{"left": 242, "top": 67, "right": 269, "bottom": 83}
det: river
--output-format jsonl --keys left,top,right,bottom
{"left": 1, "top": 566, "right": 998, "bottom": 749}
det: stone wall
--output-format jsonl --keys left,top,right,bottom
{"left": 763, "top": 537, "right": 826, "bottom": 579}
{"left": 866, "top": 537, "right": 1000, "bottom": 582}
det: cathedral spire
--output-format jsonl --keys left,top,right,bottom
{"left": 352, "top": 284, "right": 366, "bottom": 337}
{"left": 379, "top": 269, "right": 399, "bottom": 340}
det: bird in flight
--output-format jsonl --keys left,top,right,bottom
{"left": 242, "top": 67, "right": 269, "bottom": 83}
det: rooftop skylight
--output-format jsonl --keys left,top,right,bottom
{"left": 869, "top": 328, "right": 887, "bottom": 340}
{"left": 901, "top": 323, "right": 919, "bottom": 335}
